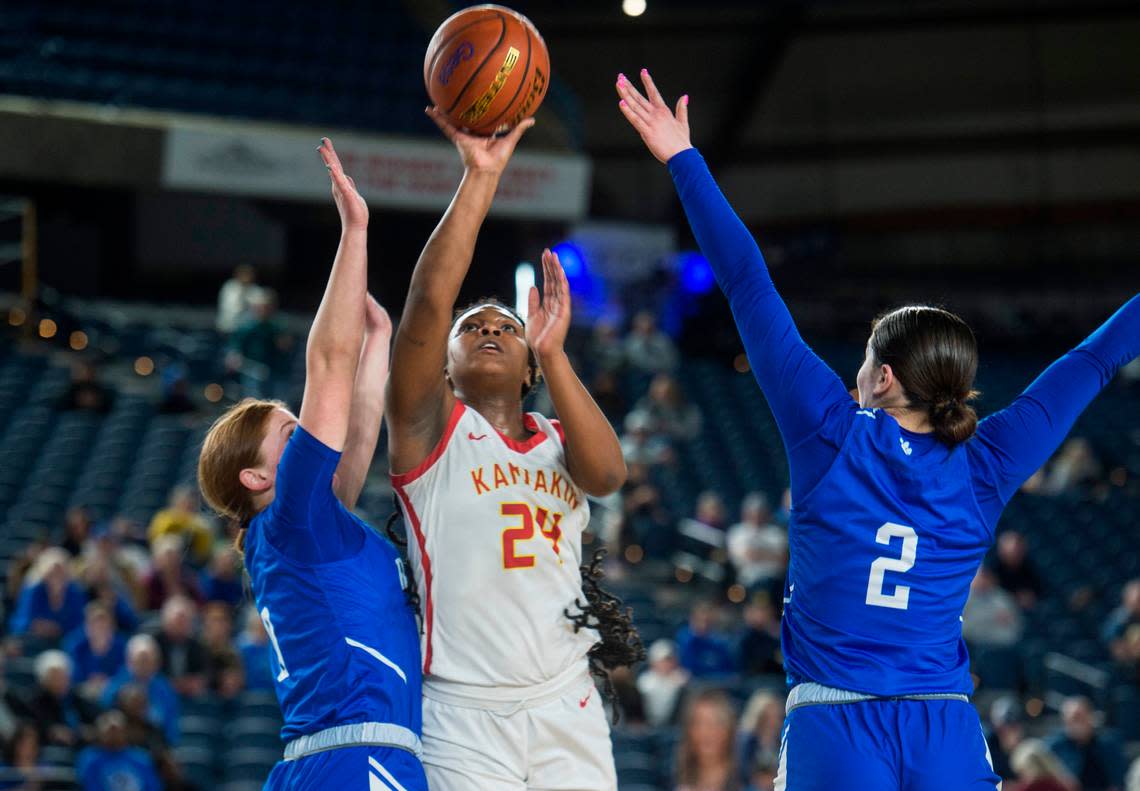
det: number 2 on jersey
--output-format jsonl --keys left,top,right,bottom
{"left": 260, "top": 606, "right": 290, "bottom": 682}
{"left": 501, "top": 503, "right": 563, "bottom": 569}
{"left": 864, "top": 522, "right": 918, "bottom": 610}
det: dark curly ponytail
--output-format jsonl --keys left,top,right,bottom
{"left": 870, "top": 306, "right": 980, "bottom": 446}
{"left": 384, "top": 500, "right": 422, "bottom": 623}
{"left": 565, "top": 549, "right": 646, "bottom": 723}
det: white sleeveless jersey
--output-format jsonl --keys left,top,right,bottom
{"left": 392, "top": 402, "right": 599, "bottom": 691}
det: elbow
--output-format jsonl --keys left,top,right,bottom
{"left": 579, "top": 458, "right": 627, "bottom": 498}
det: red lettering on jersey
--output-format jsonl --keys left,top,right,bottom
{"left": 549, "top": 471, "right": 564, "bottom": 499}
{"left": 523, "top": 469, "right": 530, "bottom": 485}
{"left": 508, "top": 463, "right": 522, "bottom": 485}
{"left": 492, "top": 463, "right": 509, "bottom": 489}
{"left": 536, "top": 508, "right": 563, "bottom": 561}
{"left": 471, "top": 467, "right": 490, "bottom": 495}
{"left": 534, "top": 470, "right": 548, "bottom": 493}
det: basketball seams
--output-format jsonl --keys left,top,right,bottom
{"left": 479, "top": 17, "right": 532, "bottom": 132}
{"left": 425, "top": 16, "right": 497, "bottom": 90}
{"left": 443, "top": 13, "right": 507, "bottom": 117}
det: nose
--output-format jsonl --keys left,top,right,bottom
{"left": 479, "top": 326, "right": 500, "bottom": 336}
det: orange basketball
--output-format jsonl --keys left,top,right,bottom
{"left": 424, "top": 5, "right": 550, "bottom": 137}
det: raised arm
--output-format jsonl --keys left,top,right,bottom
{"left": 616, "top": 72, "right": 852, "bottom": 490}
{"left": 333, "top": 295, "right": 392, "bottom": 511}
{"left": 298, "top": 139, "right": 369, "bottom": 451}
{"left": 973, "top": 294, "right": 1140, "bottom": 503}
{"left": 528, "top": 249, "right": 627, "bottom": 496}
{"left": 386, "top": 109, "right": 534, "bottom": 475}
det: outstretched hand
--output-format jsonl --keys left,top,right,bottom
{"left": 526, "top": 248, "right": 572, "bottom": 360}
{"left": 615, "top": 69, "right": 692, "bottom": 164}
{"left": 425, "top": 106, "right": 535, "bottom": 175}
{"left": 364, "top": 293, "right": 392, "bottom": 341}
{"left": 318, "top": 137, "right": 368, "bottom": 231}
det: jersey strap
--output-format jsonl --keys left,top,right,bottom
{"left": 282, "top": 722, "right": 422, "bottom": 761}
{"left": 786, "top": 682, "right": 969, "bottom": 714}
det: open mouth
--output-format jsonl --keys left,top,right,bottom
{"left": 477, "top": 340, "right": 503, "bottom": 354}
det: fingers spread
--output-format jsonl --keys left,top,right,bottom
{"left": 425, "top": 106, "right": 458, "bottom": 141}
{"left": 618, "top": 99, "right": 649, "bottom": 134}
{"left": 505, "top": 116, "right": 536, "bottom": 143}
{"left": 616, "top": 74, "right": 653, "bottom": 117}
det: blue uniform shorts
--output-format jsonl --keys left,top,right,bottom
{"left": 264, "top": 745, "right": 427, "bottom": 791}
{"left": 775, "top": 698, "right": 1001, "bottom": 791}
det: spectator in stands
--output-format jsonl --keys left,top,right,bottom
{"left": 987, "top": 695, "right": 1027, "bottom": 781}
{"left": 631, "top": 374, "right": 702, "bottom": 441}
{"left": 726, "top": 493, "right": 787, "bottom": 592}
{"left": 152, "top": 596, "right": 207, "bottom": 698}
{"left": 736, "top": 593, "right": 782, "bottom": 677}
{"left": 608, "top": 666, "right": 647, "bottom": 727}
{"left": 4, "top": 539, "right": 47, "bottom": 614}
{"left": 625, "top": 311, "right": 678, "bottom": 374}
{"left": 674, "top": 688, "right": 740, "bottom": 791}
{"left": 1102, "top": 579, "right": 1140, "bottom": 674}
{"left": 637, "top": 639, "right": 690, "bottom": 727}
{"left": 678, "top": 492, "right": 729, "bottom": 568}
{"left": 114, "top": 684, "right": 165, "bottom": 755}
{"left": 0, "top": 723, "right": 45, "bottom": 791}
{"left": 737, "top": 690, "right": 784, "bottom": 785}
{"left": 142, "top": 535, "right": 204, "bottom": 611}
{"left": 60, "top": 506, "right": 93, "bottom": 557}
{"left": 8, "top": 548, "right": 86, "bottom": 644}
{"left": 63, "top": 602, "right": 126, "bottom": 702}
{"left": 58, "top": 358, "right": 112, "bottom": 414}
{"left": 676, "top": 601, "right": 736, "bottom": 678}
{"left": 102, "top": 635, "right": 179, "bottom": 745}
{"left": 990, "top": 531, "right": 1044, "bottom": 610}
{"left": 1045, "top": 696, "right": 1126, "bottom": 791}
{"left": 1008, "top": 739, "right": 1079, "bottom": 791}
{"left": 0, "top": 655, "right": 21, "bottom": 744}
{"left": 77, "top": 553, "right": 139, "bottom": 634}
{"left": 1042, "top": 437, "right": 1102, "bottom": 494}
{"left": 620, "top": 411, "right": 673, "bottom": 467}
{"left": 589, "top": 321, "right": 627, "bottom": 374}
{"left": 589, "top": 370, "right": 627, "bottom": 422}
{"left": 618, "top": 462, "right": 674, "bottom": 560}
{"left": 962, "top": 565, "right": 1024, "bottom": 648}
{"left": 225, "top": 288, "right": 294, "bottom": 398}
{"left": 773, "top": 488, "right": 791, "bottom": 528}
{"left": 215, "top": 264, "right": 261, "bottom": 335}
{"left": 147, "top": 486, "right": 214, "bottom": 567}
{"left": 17, "top": 650, "right": 93, "bottom": 747}
{"left": 201, "top": 602, "right": 244, "bottom": 699}
{"left": 1127, "top": 757, "right": 1140, "bottom": 791}
{"left": 236, "top": 608, "right": 274, "bottom": 691}
{"left": 200, "top": 546, "right": 242, "bottom": 606}
{"left": 77, "top": 711, "right": 161, "bottom": 791}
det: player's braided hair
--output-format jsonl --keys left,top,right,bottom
{"left": 565, "top": 548, "right": 646, "bottom": 724}
{"left": 384, "top": 501, "right": 422, "bottom": 623}
{"left": 450, "top": 298, "right": 541, "bottom": 399}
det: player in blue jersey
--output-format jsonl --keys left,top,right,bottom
{"left": 616, "top": 70, "right": 1140, "bottom": 790}
{"left": 197, "top": 138, "right": 425, "bottom": 791}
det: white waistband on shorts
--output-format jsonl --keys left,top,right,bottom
{"left": 282, "top": 722, "right": 422, "bottom": 761}
{"left": 785, "top": 682, "right": 969, "bottom": 714}
{"left": 423, "top": 659, "right": 590, "bottom": 714}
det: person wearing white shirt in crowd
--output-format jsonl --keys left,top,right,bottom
{"left": 637, "top": 639, "right": 690, "bottom": 727}
{"left": 726, "top": 493, "right": 787, "bottom": 591}
{"left": 216, "top": 264, "right": 263, "bottom": 334}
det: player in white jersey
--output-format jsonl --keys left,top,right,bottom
{"left": 384, "top": 108, "right": 642, "bottom": 791}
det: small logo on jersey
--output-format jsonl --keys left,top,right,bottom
{"left": 899, "top": 438, "right": 913, "bottom": 456}
{"left": 468, "top": 432, "right": 488, "bottom": 441}
{"left": 856, "top": 409, "right": 877, "bottom": 419}
{"left": 579, "top": 689, "right": 592, "bottom": 708}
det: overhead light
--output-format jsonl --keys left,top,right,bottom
{"left": 622, "top": 0, "right": 646, "bottom": 17}
{"left": 515, "top": 263, "right": 535, "bottom": 321}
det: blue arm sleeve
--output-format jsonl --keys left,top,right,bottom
{"left": 264, "top": 426, "right": 364, "bottom": 563}
{"left": 7, "top": 585, "right": 36, "bottom": 634}
{"left": 972, "top": 295, "right": 1140, "bottom": 507}
{"left": 668, "top": 149, "right": 855, "bottom": 499}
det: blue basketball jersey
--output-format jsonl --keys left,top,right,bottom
{"left": 244, "top": 426, "right": 422, "bottom": 743}
{"left": 782, "top": 407, "right": 985, "bottom": 696}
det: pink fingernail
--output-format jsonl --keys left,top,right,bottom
{"left": 683, "top": 95, "right": 689, "bottom": 105}
{"left": 619, "top": 99, "right": 627, "bottom": 107}
{"left": 640, "top": 68, "right": 648, "bottom": 75}
{"left": 618, "top": 73, "right": 626, "bottom": 83}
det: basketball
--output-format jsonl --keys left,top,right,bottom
{"left": 423, "top": 4, "right": 550, "bottom": 136}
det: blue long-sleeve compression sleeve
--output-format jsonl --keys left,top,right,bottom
{"left": 971, "top": 294, "right": 1140, "bottom": 510}
{"left": 668, "top": 148, "right": 853, "bottom": 500}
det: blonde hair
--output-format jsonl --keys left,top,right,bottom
{"left": 1010, "top": 739, "right": 1071, "bottom": 781}
{"left": 676, "top": 688, "right": 740, "bottom": 789}
{"left": 197, "top": 398, "right": 284, "bottom": 553}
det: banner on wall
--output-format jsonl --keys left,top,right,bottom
{"left": 162, "top": 125, "right": 591, "bottom": 220}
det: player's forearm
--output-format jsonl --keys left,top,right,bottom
{"left": 335, "top": 332, "right": 390, "bottom": 510}
{"left": 539, "top": 350, "right": 626, "bottom": 496}
{"left": 308, "top": 228, "right": 368, "bottom": 370}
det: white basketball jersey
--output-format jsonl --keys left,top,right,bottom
{"left": 392, "top": 402, "right": 599, "bottom": 691}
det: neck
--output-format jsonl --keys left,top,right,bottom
{"left": 870, "top": 393, "right": 933, "bottom": 434}
{"left": 459, "top": 393, "right": 528, "bottom": 440}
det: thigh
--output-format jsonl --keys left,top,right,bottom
{"left": 265, "top": 746, "right": 427, "bottom": 791}
{"left": 527, "top": 680, "right": 617, "bottom": 791}
{"left": 422, "top": 696, "right": 526, "bottom": 791}
{"left": 898, "top": 700, "right": 1002, "bottom": 791}
{"left": 775, "top": 703, "right": 900, "bottom": 791}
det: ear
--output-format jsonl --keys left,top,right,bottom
{"left": 873, "top": 363, "right": 895, "bottom": 397}
{"left": 239, "top": 467, "right": 272, "bottom": 494}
